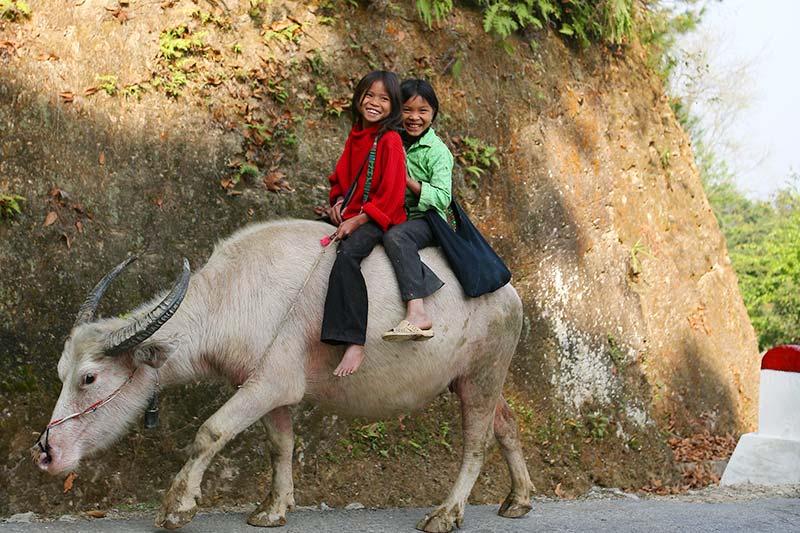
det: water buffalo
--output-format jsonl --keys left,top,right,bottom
{"left": 33, "top": 219, "right": 532, "bottom": 532}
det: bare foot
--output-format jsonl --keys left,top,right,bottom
{"left": 406, "top": 299, "right": 433, "bottom": 331}
{"left": 333, "top": 344, "right": 365, "bottom": 377}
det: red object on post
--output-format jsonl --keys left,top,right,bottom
{"left": 761, "top": 345, "right": 800, "bottom": 373}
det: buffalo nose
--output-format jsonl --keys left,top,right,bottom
{"left": 32, "top": 447, "right": 52, "bottom": 471}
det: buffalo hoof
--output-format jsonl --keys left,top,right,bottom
{"left": 154, "top": 506, "right": 198, "bottom": 530}
{"left": 247, "top": 507, "right": 287, "bottom": 527}
{"left": 415, "top": 507, "right": 462, "bottom": 533}
{"left": 247, "top": 492, "right": 292, "bottom": 527}
{"left": 498, "top": 492, "right": 533, "bottom": 518}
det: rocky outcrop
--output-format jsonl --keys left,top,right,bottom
{"left": 0, "top": 0, "right": 758, "bottom": 516}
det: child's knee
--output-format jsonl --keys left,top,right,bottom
{"left": 383, "top": 228, "right": 408, "bottom": 254}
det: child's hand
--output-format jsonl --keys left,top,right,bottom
{"left": 330, "top": 199, "right": 344, "bottom": 225}
{"left": 335, "top": 214, "right": 367, "bottom": 240}
{"left": 313, "top": 204, "right": 331, "bottom": 217}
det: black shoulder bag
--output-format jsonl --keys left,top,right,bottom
{"left": 424, "top": 200, "right": 511, "bottom": 297}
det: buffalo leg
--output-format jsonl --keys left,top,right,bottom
{"left": 494, "top": 396, "right": 534, "bottom": 518}
{"left": 154, "top": 380, "right": 298, "bottom": 530}
{"left": 416, "top": 376, "right": 496, "bottom": 533}
{"left": 248, "top": 406, "right": 296, "bottom": 527}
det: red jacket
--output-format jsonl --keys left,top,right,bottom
{"left": 328, "top": 124, "right": 407, "bottom": 231}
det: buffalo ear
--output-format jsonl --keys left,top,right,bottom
{"left": 132, "top": 339, "right": 179, "bottom": 368}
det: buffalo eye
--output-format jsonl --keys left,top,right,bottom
{"left": 84, "top": 374, "right": 95, "bottom": 385}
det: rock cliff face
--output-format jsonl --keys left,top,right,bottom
{"left": 0, "top": 0, "right": 758, "bottom": 516}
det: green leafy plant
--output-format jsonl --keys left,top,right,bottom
{"left": 629, "top": 238, "right": 653, "bottom": 276}
{"left": 159, "top": 26, "right": 208, "bottom": 61}
{"left": 263, "top": 21, "right": 302, "bottom": 45}
{"left": 607, "top": 334, "right": 625, "bottom": 366}
{"left": 0, "top": 0, "right": 30, "bottom": 21}
{"left": 122, "top": 83, "right": 145, "bottom": 100}
{"left": 0, "top": 193, "right": 25, "bottom": 218}
{"left": 306, "top": 49, "right": 325, "bottom": 75}
{"left": 480, "top": 0, "right": 547, "bottom": 40}
{"left": 709, "top": 178, "right": 800, "bottom": 349}
{"left": 248, "top": 0, "right": 264, "bottom": 21}
{"left": 415, "top": 0, "right": 454, "bottom": 28}
{"left": 190, "top": 9, "right": 229, "bottom": 29}
{"left": 584, "top": 411, "right": 611, "bottom": 440}
{"left": 413, "top": 0, "right": 637, "bottom": 47}
{"left": 660, "top": 148, "right": 672, "bottom": 169}
{"left": 460, "top": 136, "right": 500, "bottom": 169}
{"left": 96, "top": 75, "right": 119, "bottom": 96}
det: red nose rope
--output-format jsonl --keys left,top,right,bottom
{"left": 35, "top": 369, "right": 138, "bottom": 459}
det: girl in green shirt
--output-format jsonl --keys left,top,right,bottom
{"left": 382, "top": 79, "right": 453, "bottom": 341}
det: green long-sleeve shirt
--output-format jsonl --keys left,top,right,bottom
{"left": 404, "top": 127, "right": 453, "bottom": 221}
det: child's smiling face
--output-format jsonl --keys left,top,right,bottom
{"left": 359, "top": 80, "right": 391, "bottom": 125}
{"left": 402, "top": 95, "right": 433, "bottom": 137}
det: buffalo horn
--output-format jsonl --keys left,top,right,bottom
{"left": 73, "top": 255, "right": 138, "bottom": 328}
{"left": 104, "top": 258, "right": 191, "bottom": 357}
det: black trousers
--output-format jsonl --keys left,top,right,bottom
{"left": 320, "top": 221, "right": 384, "bottom": 346}
{"left": 383, "top": 217, "right": 444, "bottom": 301}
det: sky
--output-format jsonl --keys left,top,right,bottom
{"left": 681, "top": 0, "right": 800, "bottom": 199}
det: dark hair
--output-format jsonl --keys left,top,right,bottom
{"left": 400, "top": 79, "right": 440, "bottom": 122}
{"left": 350, "top": 70, "right": 403, "bottom": 133}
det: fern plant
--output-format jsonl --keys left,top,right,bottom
{"left": 414, "top": 0, "right": 636, "bottom": 47}
{"left": 0, "top": 193, "right": 25, "bottom": 219}
{"left": 416, "top": 0, "right": 454, "bottom": 28}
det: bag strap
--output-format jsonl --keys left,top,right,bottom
{"left": 341, "top": 134, "right": 381, "bottom": 214}
{"left": 361, "top": 134, "right": 381, "bottom": 207}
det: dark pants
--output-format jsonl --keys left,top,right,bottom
{"left": 383, "top": 217, "right": 444, "bottom": 302}
{"left": 321, "top": 221, "right": 384, "bottom": 346}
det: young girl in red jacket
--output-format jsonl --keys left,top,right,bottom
{"left": 321, "top": 70, "right": 407, "bottom": 377}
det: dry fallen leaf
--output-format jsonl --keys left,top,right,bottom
{"left": 98, "top": 151, "right": 105, "bottom": 166}
{"left": 106, "top": 6, "right": 130, "bottom": 23}
{"left": 59, "top": 92, "right": 75, "bottom": 103}
{"left": 86, "top": 510, "right": 106, "bottom": 518}
{"left": 43, "top": 211, "right": 58, "bottom": 226}
{"left": 554, "top": 482, "right": 566, "bottom": 498}
{"left": 63, "top": 472, "right": 77, "bottom": 493}
{"left": 84, "top": 86, "right": 100, "bottom": 96}
{"left": 75, "top": 220, "right": 84, "bottom": 233}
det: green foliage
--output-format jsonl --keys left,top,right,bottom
{"left": 96, "top": 75, "right": 119, "bottom": 96}
{"left": 460, "top": 136, "right": 500, "bottom": 169}
{"left": 122, "top": 83, "right": 144, "bottom": 100}
{"left": 640, "top": 1, "right": 704, "bottom": 80}
{"left": 480, "top": 0, "right": 546, "bottom": 40}
{"left": 190, "top": 9, "right": 229, "bottom": 29}
{"left": 709, "top": 177, "right": 800, "bottom": 349}
{"left": 629, "top": 238, "right": 653, "bottom": 276}
{"left": 248, "top": 0, "right": 265, "bottom": 21}
{"left": 0, "top": 0, "right": 30, "bottom": 21}
{"left": 159, "top": 26, "right": 208, "bottom": 61}
{"left": 263, "top": 23, "right": 302, "bottom": 45}
{"left": 584, "top": 411, "right": 611, "bottom": 440}
{"left": 607, "top": 334, "right": 625, "bottom": 366}
{"left": 306, "top": 49, "right": 325, "bottom": 75}
{"left": 416, "top": 0, "right": 454, "bottom": 28}
{"left": 413, "top": 0, "right": 639, "bottom": 46}
{"left": 455, "top": 136, "right": 500, "bottom": 187}
{"left": 0, "top": 193, "right": 25, "bottom": 219}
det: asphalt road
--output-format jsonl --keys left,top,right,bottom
{"left": 3, "top": 497, "right": 799, "bottom": 533}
